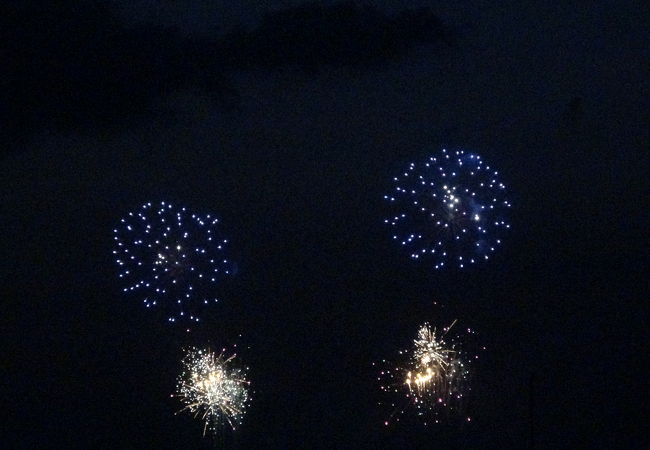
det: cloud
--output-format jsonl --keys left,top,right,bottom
{"left": 1, "top": 1, "right": 448, "bottom": 149}
{"left": 216, "top": 2, "right": 448, "bottom": 71}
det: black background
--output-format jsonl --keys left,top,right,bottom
{"left": 3, "top": 1, "right": 647, "bottom": 448}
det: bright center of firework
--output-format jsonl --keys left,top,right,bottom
{"left": 154, "top": 243, "right": 190, "bottom": 277}
{"left": 406, "top": 367, "right": 439, "bottom": 393}
{"left": 414, "top": 324, "right": 451, "bottom": 371}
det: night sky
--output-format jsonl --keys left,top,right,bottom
{"left": 3, "top": 1, "right": 647, "bottom": 448}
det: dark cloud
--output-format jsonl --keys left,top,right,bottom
{"left": 216, "top": 2, "right": 448, "bottom": 71}
{"left": 1, "top": 1, "right": 228, "bottom": 146}
{"left": 2, "top": 1, "right": 447, "bottom": 151}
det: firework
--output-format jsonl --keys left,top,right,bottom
{"left": 175, "top": 347, "right": 250, "bottom": 436}
{"left": 112, "top": 201, "right": 235, "bottom": 323}
{"left": 384, "top": 148, "right": 511, "bottom": 269}
{"left": 377, "top": 320, "right": 478, "bottom": 425}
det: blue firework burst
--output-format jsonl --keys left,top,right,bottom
{"left": 112, "top": 201, "right": 235, "bottom": 322}
{"left": 384, "top": 149, "right": 511, "bottom": 269}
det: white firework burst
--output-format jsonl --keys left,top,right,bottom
{"left": 175, "top": 347, "right": 250, "bottom": 436}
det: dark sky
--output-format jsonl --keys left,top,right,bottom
{"left": 2, "top": 1, "right": 647, "bottom": 448}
